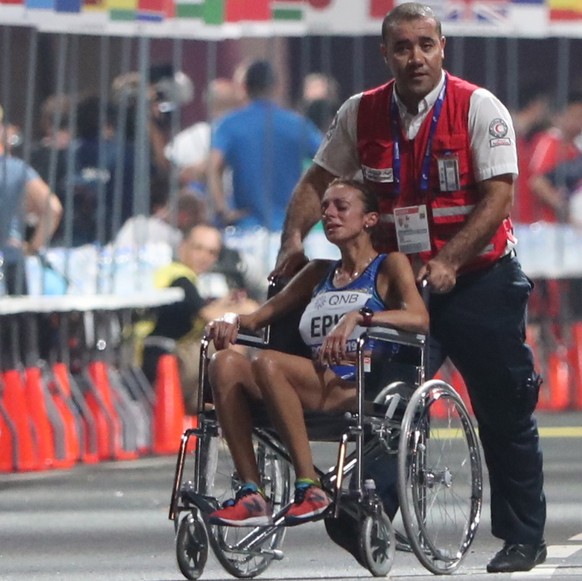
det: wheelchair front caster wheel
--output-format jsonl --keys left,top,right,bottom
{"left": 358, "top": 511, "right": 396, "bottom": 577}
{"left": 176, "top": 511, "right": 209, "bottom": 580}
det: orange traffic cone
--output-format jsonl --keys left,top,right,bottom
{"left": 86, "top": 361, "right": 138, "bottom": 461}
{"left": 23, "top": 366, "right": 56, "bottom": 470}
{"left": 52, "top": 362, "right": 99, "bottom": 464}
{"left": 0, "top": 388, "right": 17, "bottom": 472}
{"left": 152, "top": 354, "right": 186, "bottom": 455}
{"left": 539, "top": 345, "right": 570, "bottom": 411}
{"left": 46, "top": 367, "right": 81, "bottom": 469}
{"left": 2, "top": 369, "right": 40, "bottom": 471}
{"left": 570, "top": 323, "right": 582, "bottom": 409}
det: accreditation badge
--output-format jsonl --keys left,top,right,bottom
{"left": 437, "top": 155, "right": 460, "bottom": 191}
{"left": 394, "top": 205, "right": 431, "bottom": 254}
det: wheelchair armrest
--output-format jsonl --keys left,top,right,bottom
{"left": 236, "top": 328, "right": 270, "bottom": 348}
{"left": 365, "top": 324, "right": 426, "bottom": 349}
{"left": 201, "top": 327, "right": 271, "bottom": 350}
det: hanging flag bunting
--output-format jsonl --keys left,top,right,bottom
{"left": 272, "top": 0, "right": 305, "bottom": 21}
{"left": 55, "top": 0, "right": 82, "bottom": 10}
{"left": 370, "top": 0, "right": 395, "bottom": 18}
{"left": 109, "top": 0, "right": 137, "bottom": 20}
{"left": 26, "top": 0, "right": 54, "bottom": 9}
{"left": 549, "top": 0, "right": 582, "bottom": 19}
{"left": 225, "top": 0, "right": 270, "bottom": 21}
{"left": 2, "top": 0, "right": 582, "bottom": 38}
{"left": 175, "top": 0, "right": 202, "bottom": 18}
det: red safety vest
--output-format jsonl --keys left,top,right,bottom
{"left": 357, "top": 73, "right": 515, "bottom": 274}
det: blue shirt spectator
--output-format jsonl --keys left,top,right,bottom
{"left": 209, "top": 60, "right": 322, "bottom": 232}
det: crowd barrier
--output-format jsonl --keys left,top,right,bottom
{"left": 0, "top": 290, "right": 197, "bottom": 474}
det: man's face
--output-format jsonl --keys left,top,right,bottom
{"left": 381, "top": 17, "right": 445, "bottom": 110}
{"left": 180, "top": 225, "right": 222, "bottom": 275}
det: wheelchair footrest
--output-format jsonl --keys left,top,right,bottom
{"left": 179, "top": 483, "right": 220, "bottom": 515}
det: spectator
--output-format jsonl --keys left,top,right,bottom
{"left": 114, "top": 178, "right": 206, "bottom": 251}
{"left": 29, "top": 93, "right": 72, "bottom": 213}
{"left": 207, "top": 60, "right": 323, "bottom": 288}
{"left": 140, "top": 222, "right": 258, "bottom": 413}
{"left": 533, "top": 148, "right": 582, "bottom": 227}
{"left": 527, "top": 92, "right": 582, "bottom": 336}
{"left": 529, "top": 91, "right": 582, "bottom": 223}
{"left": 299, "top": 72, "right": 341, "bottom": 132}
{"left": 511, "top": 83, "right": 551, "bottom": 224}
{"left": 72, "top": 94, "right": 119, "bottom": 246}
{"left": 165, "top": 77, "right": 242, "bottom": 197}
{"left": 0, "top": 106, "right": 63, "bottom": 295}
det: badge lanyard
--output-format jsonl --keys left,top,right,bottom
{"left": 390, "top": 75, "right": 448, "bottom": 198}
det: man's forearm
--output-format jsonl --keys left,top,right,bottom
{"left": 280, "top": 164, "right": 335, "bottom": 250}
{"left": 436, "top": 175, "right": 513, "bottom": 271}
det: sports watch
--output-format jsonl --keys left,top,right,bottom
{"left": 359, "top": 306, "right": 374, "bottom": 327}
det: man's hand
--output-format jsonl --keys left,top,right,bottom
{"left": 417, "top": 258, "right": 457, "bottom": 294}
{"left": 270, "top": 248, "right": 309, "bottom": 280}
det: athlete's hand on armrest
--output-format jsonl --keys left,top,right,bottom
{"left": 205, "top": 312, "right": 241, "bottom": 351}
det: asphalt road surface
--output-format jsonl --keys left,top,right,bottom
{"left": 1, "top": 411, "right": 581, "bottom": 581}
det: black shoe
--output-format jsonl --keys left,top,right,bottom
{"left": 486, "top": 541, "right": 547, "bottom": 573}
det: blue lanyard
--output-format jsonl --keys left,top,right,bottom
{"left": 390, "top": 76, "right": 447, "bottom": 197}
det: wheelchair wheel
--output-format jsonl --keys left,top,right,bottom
{"left": 200, "top": 429, "right": 291, "bottom": 578}
{"left": 176, "top": 510, "right": 209, "bottom": 580}
{"left": 397, "top": 380, "right": 482, "bottom": 575}
{"left": 358, "top": 511, "right": 396, "bottom": 577}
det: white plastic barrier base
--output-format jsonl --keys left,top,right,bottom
{"left": 514, "top": 222, "right": 582, "bottom": 280}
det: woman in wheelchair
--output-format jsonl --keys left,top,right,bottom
{"left": 204, "top": 178, "right": 429, "bottom": 528}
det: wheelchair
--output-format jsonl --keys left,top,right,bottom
{"left": 168, "top": 318, "right": 483, "bottom": 579}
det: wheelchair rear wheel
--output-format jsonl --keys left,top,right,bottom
{"left": 198, "top": 428, "right": 291, "bottom": 578}
{"left": 176, "top": 510, "right": 209, "bottom": 580}
{"left": 358, "top": 511, "right": 396, "bottom": 577}
{"left": 397, "top": 380, "right": 482, "bottom": 575}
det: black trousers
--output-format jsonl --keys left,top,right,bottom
{"left": 367, "top": 255, "right": 546, "bottom": 545}
{"left": 428, "top": 254, "right": 546, "bottom": 544}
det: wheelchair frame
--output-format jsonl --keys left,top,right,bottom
{"left": 169, "top": 324, "right": 483, "bottom": 579}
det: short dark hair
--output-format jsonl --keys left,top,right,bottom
{"left": 382, "top": 2, "right": 442, "bottom": 43}
{"left": 327, "top": 178, "right": 379, "bottom": 214}
{"left": 244, "top": 60, "right": 276, "bottom": 98}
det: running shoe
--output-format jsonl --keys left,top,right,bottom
{"left": 284, "top": 485, "right": 330, "bottom": 525}
{"left": 208, "top": 488, "right": 272, "bottom": 527}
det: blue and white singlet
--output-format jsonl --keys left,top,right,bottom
{"left": 298, "top": 254, "right": 395, "bottom": 380}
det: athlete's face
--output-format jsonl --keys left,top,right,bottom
{"left": 381, "top": 16, "right": 445, "bottom": 111}
{"left": 321, "top": 184, "right": 378, "bottom": 244}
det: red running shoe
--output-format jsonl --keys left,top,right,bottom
{"left": 285, "top": 485, "right": 330, "bottom": 525}
{"left": 208, "top": 488, "right": 272, "bottom": 527}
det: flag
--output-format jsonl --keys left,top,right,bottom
{"left": 109, "top": 0, "right": 137, "bottom": 20}
{"left": 175, "top": 0, "right": 202, "bottom": 18}
{"left": 272, "top": 0, "right": 305, "bottom": 21}
{"left": 473, "top": 0, "right": 509, "bottom": 24}
{"left": 84, "top": 0, "right": 106, "bottom": 11}
{"left": 55, "top": 0, "right": 82, "bottom": 11}
{"left": 549, "top": 0, "right": 582, "bottom": 20}
{"left": 26, "top": 0, "right": 54, "bottom": 8}
{"left": 442, "top": 0, "right": 509, "bottom": 24}
{"left": 369, "top": 0, "right": 394, "bottom": 18}
{"left": 225, "top": 0, "right": 269, "bottom": 21}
